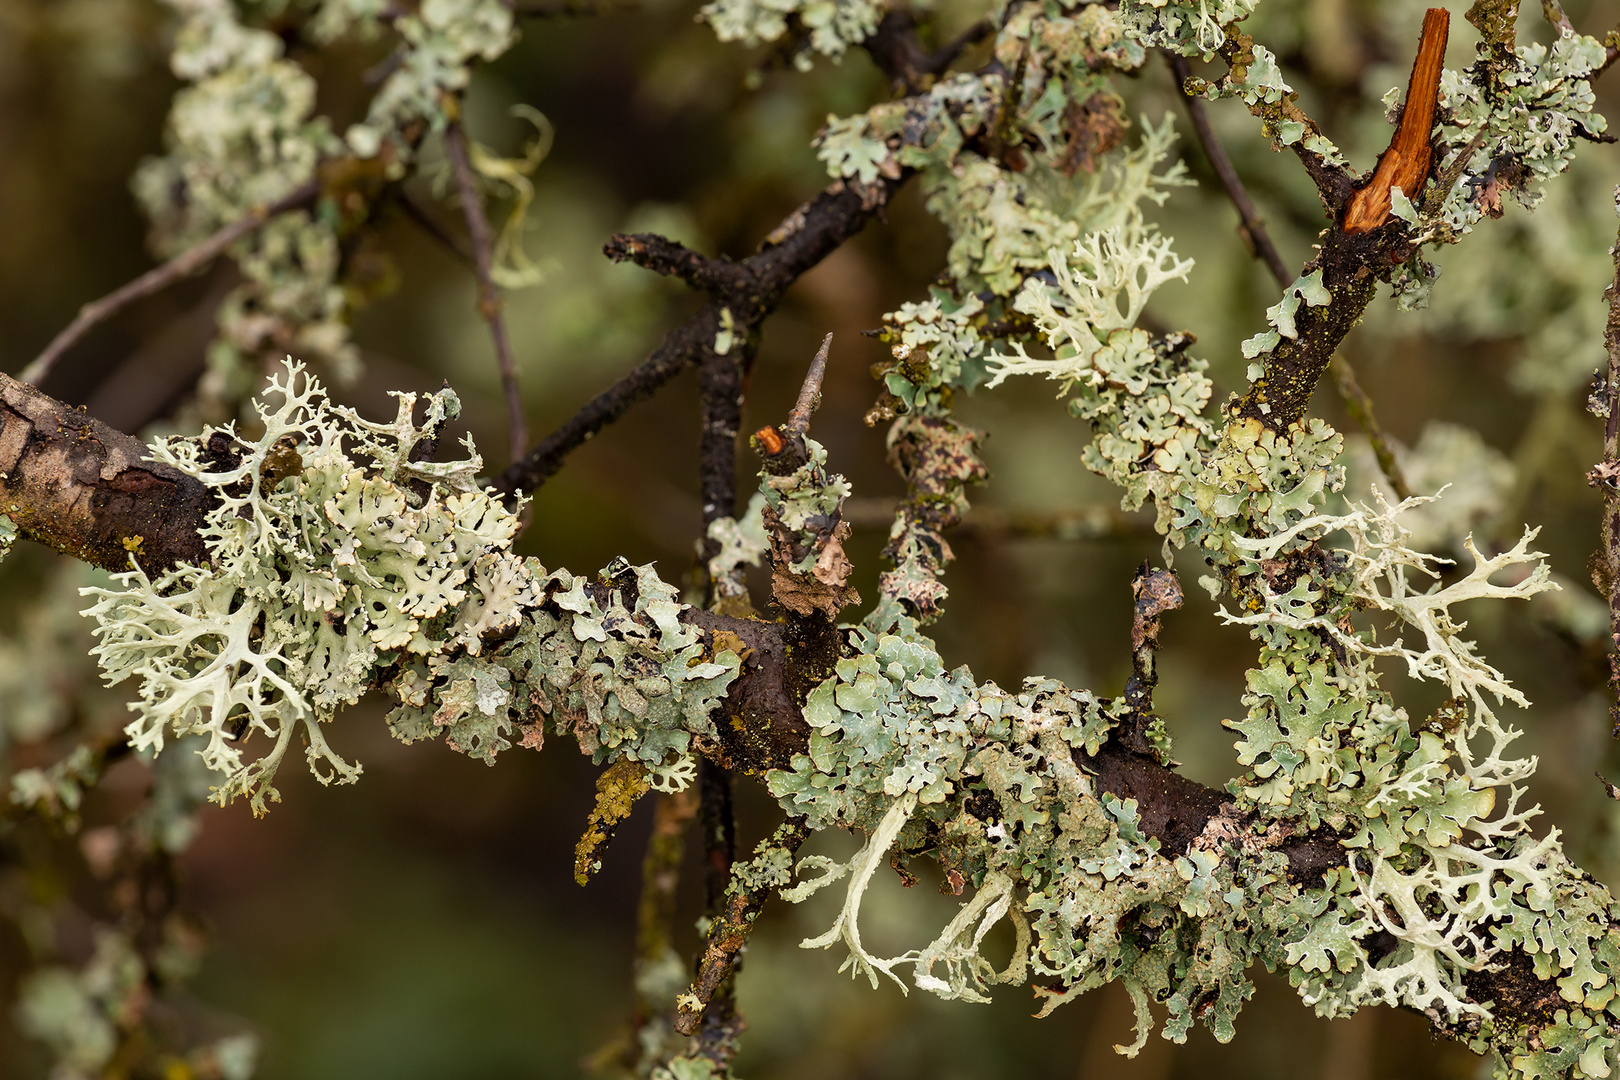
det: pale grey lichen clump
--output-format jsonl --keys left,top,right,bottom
{"left": 83, "top": 362, "right": 741, "bottom": 814}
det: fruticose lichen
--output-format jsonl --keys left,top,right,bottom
{"left": 83, "top": 361, "right": 741, "bottom": 814}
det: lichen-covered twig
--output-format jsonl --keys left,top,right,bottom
{"left": 445, "top": 120, "right": 527, "bottom": 467}
{"left": 675, "top": 816, "right": 811, "bottom": 1037}
{"left": 1165, "top": 50, "right": 1412, "bottom": 499}
{"left": 20, "top": 180, "right": 322, "bottom": 387}
{"left": 1164, "top": 52, "right": 1290, "bottom": 286}
{"left": 1122, "top": 563, "right": 1183, "bottom": 719}
{"left": 574, "top": 758, "right": 652, "bottom": 884}
{"left": 1589, "top": 206, "right": 1620, "bottom": 736}
{"left": 5, "top": 360, "right": 1611, "bottom": 1066}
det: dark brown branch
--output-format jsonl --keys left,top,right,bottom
{"left": 689, "top": 244, "right": 760, "bottom": 1057}
{"left": 21, "top": 180, "right": 322, "bottom": 387}
{"left": 493, "top": 8, "right": 949, "bottom": 498}
{"left": 604, "top": 234, "right": 752, "bottom": 296}
{"left": 1214, "top": 33, "right": 1356, "bottom": 213}
{"left": 1167, "top": 51, "right": 1413, "bottom": 496}
{"left": 491, "top": 175, "right": 902, "bottom": 496}
{"left": 0, "top": 372, "right": 213, "bottom": 573}
{"left": 493, "top": 308, "right": 723, "bottom": 495}
{"left": 0, "top": 363, "right": 1581, "bottom": 1053}
{"left": 1229, "top": 225, "right": 1405, "bottom": 430}
{"left": 1165, "top": 52, "right": 1290, "bottom": 287}
{"left": 445, "top": 121, "right": 527, "bottom": 467}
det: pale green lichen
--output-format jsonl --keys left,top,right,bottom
{"left": 338, "top": 0, "right": 518, "bottom": 157}
{"left": 700, "top": 0, "right": 883, "bottom": 68}
{"left": 133, "top": 0, "right": 356, "bottom": 396}
{"left": 1119, "top": 0, "right": 1259, "bottom": 56}
{"left": 1383, "top": 26, "right": 1610, "bottom": 251}
{"left": 84, "top": 360, "right": 740, "bottom": 813}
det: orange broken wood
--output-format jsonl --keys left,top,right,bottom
{"left": 1342, "top": 7, "right": 1450, "bottom": 234}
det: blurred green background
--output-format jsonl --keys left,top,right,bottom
{"left": 2, "top": 0, "right": 1620, "bottom": 1076}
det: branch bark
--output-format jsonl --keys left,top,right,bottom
{"left": 0, "top": 373, "right": 213, "bottom": 573}
{"left": 0, "top": 365, "right": 1579, "bottom": 1053}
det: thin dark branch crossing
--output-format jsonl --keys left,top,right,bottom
{"left": 445, "top": 120, "right": 527, "bottom": 467}
{"left": 21, "top": 179, "right": 322, "bottom": 386}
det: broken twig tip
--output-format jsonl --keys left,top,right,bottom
{"left": 785, "top": 332, "right": 833, "bottom": 437}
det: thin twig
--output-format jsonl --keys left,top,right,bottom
{"left": 396, "top": 188, "right": 475, "bottom": 267}
{"left": 621, "top": 786, "right": 698, "bottom": 1063}
{"left": 21, "top": 179, "right": 322, "bottom": 386}
{"left": 1334, "top": 358, "right": 1415, "bottom": 500}
{"left": 1165, "top": 52, "right": 1290, "bottom": 286}
{"left": 922, "top": 16, "right": 995, "bottom": 74}
{"left": 1591, "top": 213, "right": 1620, "bottom": 737}
{"left": 445, "top": 121, "right": 527, "bottom": 467}
{"left": 604, "top": 233, "right": 751, "bottom": 295}
{"left": 1541, "top": 0, "right": 1575, "bottom": 35}
{"left": 784, "top": 333, "right": 832, "bottom": 436}
{"left": 675, "top": 816, "right": 811, "bottom": 1038}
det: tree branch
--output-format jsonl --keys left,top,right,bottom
{"left": 604, "top": 234, "right": 752, "bottom": 296}
{"left": 20, "top": 180, "right": 322, "bottom": 387}
{"left": 0, "top": 365, "right": 1584, "bottom": 1052}
{"left": 0, "top": 372, "right": 213, "bottom": 573}
{"left": 490, "top": 175, "right": 902, "bottom": 496}
{"left": 445, "top": 121, "right": 527, "bottom": 467}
